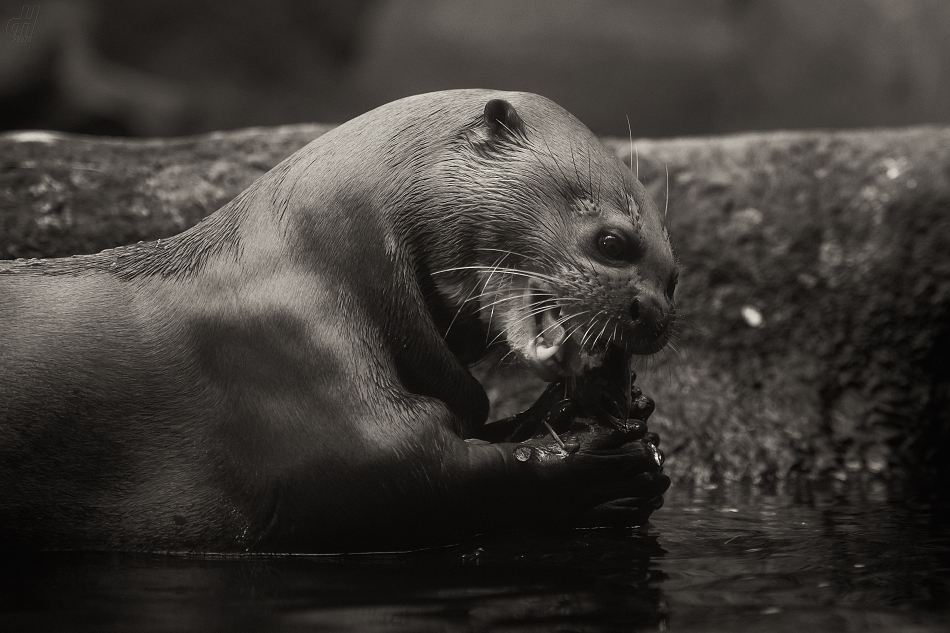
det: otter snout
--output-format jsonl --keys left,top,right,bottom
{"left": 629, "top": 295, "right": 674, "bottom": 354}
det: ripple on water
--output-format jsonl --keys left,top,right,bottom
{"left": 0, "top": 485, "right": 947, "bottom": 632}
{"left": 651, "top": 486, "right": 950, "bottom": 632}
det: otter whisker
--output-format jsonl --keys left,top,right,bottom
{"left": 466, "top": 269, "right": 564, "bottom": 292}
{"left": 471, "top": 258, "right": 520, "bottom": 298}
{"left": 468, "top": 277, "right": 584, "bottom": 314}
{"left": 442, "top": 251, "right": 512, "bottom": 340}
{"left": 591, "top": 318, "right": 613, "bottom": 350}
{"left": 474, "top": 294, "right": 584, "bottom": 314}
{"left": 485, "top": 281, "right": 559, "bottom": 329}
{"left": 478, "top": 252, "right": 513, "bottom": 335}
{"left": 488, "top": 332, "right": 510, "bottom": 349}
{"left": 556, "top": 309, "right": 588, "bottom": 327}
{"left": 577, "top": 319, "right": 599, "bottom": 350}
{"left": 537, "top": 310, "right": 590, "bottom": 340}
{"left": 508, "top": 302, "right": 580, "bottom": 329}
{"left": 579, "top": 312, "right": 608, "bottom": 349}
{"left": 664, "top": 162, "right": 669, "bottom": 223}
{"left": 475, "top": 256, "right": 516, "bottom": 337}
{"left": 442, "top": 286, "right": 476, "bottom": 339}
{"left": 498, "top": 347, "right": 523, "bottom": 369}
{"left": 674, "top": 317, "right": 705, "bottom": 336}
{"left": 434, "top": 265, "right": 564, "bottom": 287}
{"left": 500, "top": 303, "right": 561, "bottom": 326}
{"left": 471, "top": 285, "right": 581, "bottom": 312}
{"left": 625, "top": 115, "right": 634, "bottom": 173}
{"left": 569, "top": 144, "right": 589, "bottom": 199}
{"left": 475, "top": 247, "right": 528, "bottom": 259}
{"left": 564, "top": 321, "right": 587, "bottom": 342}
{"left": 485, "top": 305, "right": 588, "bottom": 367}
{"left": 443, "top": 255, "right": 505, "bottom": 338}
{"left": 499, "top": 300, "right": 586, "bottom": 322}
{"left": 539, "top": 132, "right": 575, "bottom": 197}
{"left": 475, "top": 247, "right": 563, "bottom": 272}
{"left": 586, "top": 143, "right": 594, "bottom": 199}
{"left": 475, "top": 247, "right": 573, "bottom": 276}
{"left": 596, "top": 161, "right": 604, "bottom": 206}
{"left": 590, "top": 317, "right": 612, "bottom": 352}
{"left": 666, "top": 340, "right": 683, "bottom": 360}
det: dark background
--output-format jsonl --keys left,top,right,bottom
{"left": 3, "top": 0, "right": 950, "bottom": 138}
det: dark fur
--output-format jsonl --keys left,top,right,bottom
{"left": 0, "top": 90, "right": 672, "bottom": 552}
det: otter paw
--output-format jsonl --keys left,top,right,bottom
{"left": 523, "top": 415, "right": 657, "bottom": 457}
{"left": 516, "top": 419, "right": 666, "bottom": 480}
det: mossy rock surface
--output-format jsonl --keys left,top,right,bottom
{"left": 0, "top": 126, "right": 330, "bottom": 259}
{"left": 3, "top": 125, "right": 949, "bottom": 491}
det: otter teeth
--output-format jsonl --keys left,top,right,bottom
{"left": 536, "top": 307, "right": 566, "bottom": 363}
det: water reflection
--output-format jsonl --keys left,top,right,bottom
{"left": 0, "top": 486, "right": 947, "bottom": 632}
{"left": 654, "top": 485, "right": 950, "bottom": 631}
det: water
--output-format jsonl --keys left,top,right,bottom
{"left": 1, "top": 485, "right": 947, "bottom": 632}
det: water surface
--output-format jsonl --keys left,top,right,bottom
{"left": 2, "top": 485, "right": 947, "bottom": 632}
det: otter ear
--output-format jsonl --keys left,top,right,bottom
{"left": 484, "top": 99, "right": 526, "bottom": 140}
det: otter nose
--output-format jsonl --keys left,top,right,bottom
{"left": 630, "top": 296, "right": 671, "bottom": 337}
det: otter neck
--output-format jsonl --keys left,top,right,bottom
{"left": 413, "top": 249, "right": 493, "bottom": 367}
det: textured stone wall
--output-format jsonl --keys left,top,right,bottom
{"left": 620, "top": 130, "right": 950, "bottom": 492}
{"left": 3, "top": 125, "right": 948, "bottom": 492}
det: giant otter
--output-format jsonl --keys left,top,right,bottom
{"left": 0, "top": 90, "right": 676, "bottom": 553}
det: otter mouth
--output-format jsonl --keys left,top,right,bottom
{"left": 519, "top": 281, "right": 606, "bottom": 381}
{"left": 529, "top": 299, "right": 566, "bottom": 364}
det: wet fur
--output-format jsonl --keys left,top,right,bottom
{"left": 0, "top": 90, "right": 673, "bottom": 552}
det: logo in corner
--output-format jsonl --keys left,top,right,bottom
{"left": 7, "top": 5, "right": 39, "bottom": 43}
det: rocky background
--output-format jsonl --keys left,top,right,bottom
{"left": 3, "top": 125, "right": 948, "bottom": 495}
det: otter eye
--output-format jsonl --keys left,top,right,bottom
{"left": 597, "top": 231, "right": 626, "bottom": 260}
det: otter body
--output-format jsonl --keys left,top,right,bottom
{"left": 0, "top": 90, "right": 676, "bottom": 552}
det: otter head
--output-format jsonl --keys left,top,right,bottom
{"left": 422, "top": 93, "right": 676, "bottom": 382}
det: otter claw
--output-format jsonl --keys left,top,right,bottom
{"left": 630, "top": 395, "right": 655, "bottom": 421}
{"left": 617, "top": 419, "right": 647, "bottom": 438}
